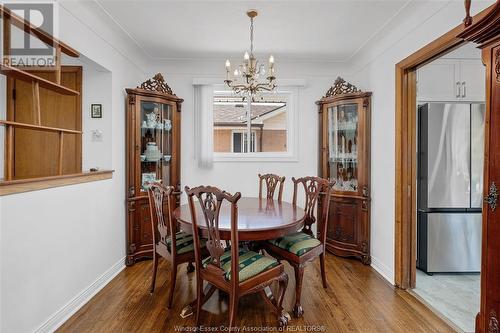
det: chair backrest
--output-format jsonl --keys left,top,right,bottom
{"left": 258, "top": 173, "right": 285, "bottom": 202}
{"left": 185, "top": 185, "right": 242, "bottom": 284}
{"left": 147, "top": 183, "right": 176, "bottom": 254}
{"left": 292, "top": 176, "right": 334, "bottom": 244}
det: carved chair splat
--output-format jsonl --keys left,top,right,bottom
{"left": 258, "top": 173, "right": 285, "bottom": 202}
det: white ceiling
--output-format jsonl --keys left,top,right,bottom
{"left": 96, "top": 0, "right": 414, "bottom": 62}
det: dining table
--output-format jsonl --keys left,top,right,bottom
{"left": 173, "top": 196, "right": 306, "bottom": 318}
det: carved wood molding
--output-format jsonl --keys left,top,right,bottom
{"left": 138, "top": 73, "right": 176, "bottom": 96}
{"left": 489, "top": 310, "right": 499, "bottom": 333}
{"left": 324, "top": 77, "right": 361, "bottom": 98}
{"left": 496, "top": 49, "right": 500, "bottom": 83}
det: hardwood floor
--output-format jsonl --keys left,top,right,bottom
{"left": 58, "top": 254, "right": 453, "bottom": 332}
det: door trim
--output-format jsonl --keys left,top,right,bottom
{"left": 394, "top": 5, "right": 493, "bottom": 289}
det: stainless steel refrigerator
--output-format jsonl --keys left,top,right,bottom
{"left": 417, "top": 103, "right": 484, "bottom": 273}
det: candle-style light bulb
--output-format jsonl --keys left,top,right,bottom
{"left": 225, "top": 59, "right": 231, "bottom": 69}
{"left": 233, "top": 69, "right": 239, "bottom": 77}
{"left": 244, "top": 51, "right": 250, "bottom": 61}
{"left": 269, "top": 54, "right": 275, "bottom": 64}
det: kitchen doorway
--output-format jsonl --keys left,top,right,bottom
{"left": 412, "top": 42, "right": 484, "bottom": 332}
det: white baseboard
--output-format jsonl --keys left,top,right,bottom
{"left": 371, "top": 256, "right": 395, "bottom": 285}
{"left": 34, "top": 256, "right": 126, "bottom": 333}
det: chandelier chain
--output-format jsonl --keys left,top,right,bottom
{"left": 250, "top": 17, "right": 254, "bottom": 56}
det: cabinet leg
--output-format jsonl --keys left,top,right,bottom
{"left": 126, "top": 256, "right": 135, "bottom": 266}
{"left": 361, "top": 255, "right": 371, "bottom": 265}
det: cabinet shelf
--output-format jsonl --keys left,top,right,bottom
{"left": 0, "top": 64, "right": 80, "bottom": 95}
{"left": 0, "top": 120, "right": 82, "bottom": 134}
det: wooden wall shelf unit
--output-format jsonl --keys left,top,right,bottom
{"left": 125, "top": 73, "right": 183, "bottom": 266}
{"left": 0, "top": 5, "right": 112, "bottom": 193}
{"left": 317, "top": 77, "right": 372, "bottom": 264}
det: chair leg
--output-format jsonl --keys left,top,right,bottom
{"left": 320, "top": 253, "right": 328, "bottom": 289}
{"left": 228, "top": 294, "right": 238, "bottom": 329}
{"left": 195, "top": 278, "right": 203, "bottom": 328}
{"left": 167, "top": 262, "right": 178, "bottom": 309}
{"left": 277, "top": 273, "right": 289, "bottom": 327}
{"left": 292, "top": 265, "right": 305, "bottom": 318}
{"left": 150, "top": 254, "right": 159, "bottom": 294}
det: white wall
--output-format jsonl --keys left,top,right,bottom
{"left": 146, "top": 60, "right": 348, "bottom": 204}
{"left": 345, "top": 0, "right": 494, "bottom": 283}
{"left": 0, "top": 1, "right": 148, "bottom": 332}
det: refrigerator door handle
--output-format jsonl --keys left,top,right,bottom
{"left": 456, "top": 82, "right": 461, "bottom": 98}
{"left": 485, "top": 182, "right": 498, "bottom": 212}
{"left": 462, "top": 82, "right": 466, "bottom": 98}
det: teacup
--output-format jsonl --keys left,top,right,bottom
{"left": 163, "top": 155, "right": 172, "bottom": 162}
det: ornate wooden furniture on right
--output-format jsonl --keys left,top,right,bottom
{"left": 185, "top": 186, "right": 290, "bottom": 328}
{"left": 458, "top": 2, "right": 500, "bottom": 332}
{"left": 147, "top": 183, "right": 198, "bottom": 308}
{"left": 317, "top": 78, "right": 372, "bottom": 265}
{"left": 258, "top": 173, "right": 285, "bottom": 201}
{"left": 125, "top": 74, "right": 183, "bottom": 266}
{"left": 263, "top": 176, "right": 333, "bottom": 318}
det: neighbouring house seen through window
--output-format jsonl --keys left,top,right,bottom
{"left": 213, "top": 91, "right": 287, "bottom": 154}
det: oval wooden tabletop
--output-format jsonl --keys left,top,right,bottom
{"left": 173, "top": 197, "right": 305, "bottom": 241}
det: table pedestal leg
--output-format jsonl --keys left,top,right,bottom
{"left": 180, "top": 283, "right": 217, "bottom": 318}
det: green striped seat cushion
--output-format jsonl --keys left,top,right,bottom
{"left": 162, "top": 231, "right": 205, "bottom": 254}
{"left": 268, "top": 231, "right": 321, "bottom": 256}
{"left": 202, "top": 248, "right": 279, "bottom": 282}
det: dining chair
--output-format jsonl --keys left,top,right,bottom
{"left": 147, "top": 182, "right": 204, "bottom": 308}
{"left": 263, "top": 176, "right": 334, "bottom": 318}
{"left": 258, "top": 173, "right": 286, "bottom": 201}
{"left": 185, "top": 185, "right": 290, "bottom": 328}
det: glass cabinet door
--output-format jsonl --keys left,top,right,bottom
{"left": 328, "top": 103, "right": 359, "bottom": 192}
{"left": 139, "top": 100, "right": 173, "bottom": 193}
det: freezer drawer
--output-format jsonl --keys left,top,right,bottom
{"left": 426, "top": 213, "right": 481, "bottom": 272}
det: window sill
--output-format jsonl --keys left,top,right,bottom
{"left": 0, "top": 170, "right": 114, "bottom": 196}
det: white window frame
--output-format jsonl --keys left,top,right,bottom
{"left": 213, "top": 86, "right": 299, "bottom": 162}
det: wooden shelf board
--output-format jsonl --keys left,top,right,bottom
{"left": 0, "top": 6, "right": 79, "bottom": 57}
{"left": 0, "top": 170, "right": 114, "bottom": 196}
{"left": 0, "top": 120, "right": 82, "bottom": 134}
{"left": 0, "top": 64, "right": 80, "bottom": 95}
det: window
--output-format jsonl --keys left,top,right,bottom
{"left": 212, "top": 88, "right": 297, "bottom": 161}
{"left": 232, "top": 130, "right": 257, "bottom": 153}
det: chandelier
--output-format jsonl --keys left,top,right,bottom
{"left": 224, "top": 10, "right": 276, "bottom": 95}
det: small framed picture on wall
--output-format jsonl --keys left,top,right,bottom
{"left": 91, "top": 104, "right": 102, "bottom": 118}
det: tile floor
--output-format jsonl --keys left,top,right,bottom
{"left": 413, "top": 269, "right": 480, "bottom": 333}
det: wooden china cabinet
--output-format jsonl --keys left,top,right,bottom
{"left": 458, "top": 2, "right": 500, "bottom": 332}
{"left": 317, "top": 78, "right": 372, "bottom": 264}
{"left": 125, "top": 73, "right": 183, "bottom": 266}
